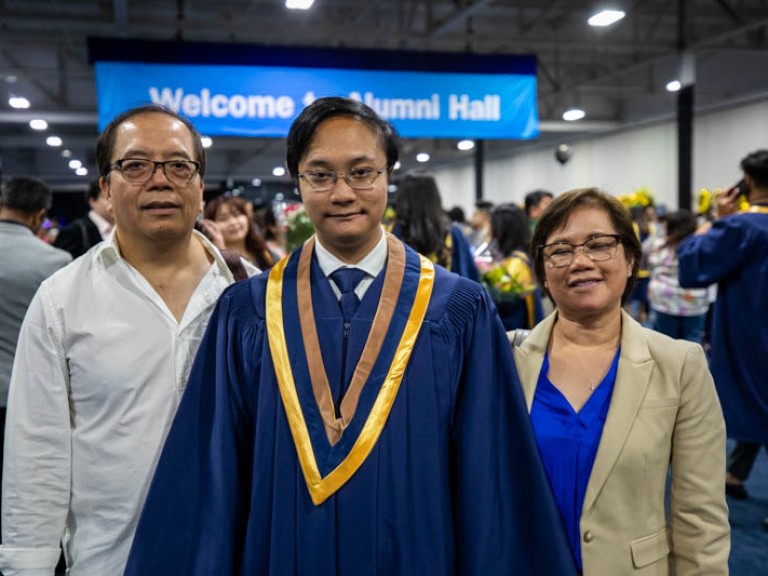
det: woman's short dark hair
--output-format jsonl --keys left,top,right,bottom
{"left": 663, "top": 209, "right": 697, "bottom": 246}
{"left": 491, "top": 203, "right": 530, "bottom": 257}
{"left": 394, "top": 170, "right": 448, "bottom": 261}
{"left": 96, "top": 104, "right": 206, "bottom": 180}
{"left": 530, "top": 188, "right": 642, "bottom": 305}
{"left": 286, "top": 97, "right": 400, "bottom": 179}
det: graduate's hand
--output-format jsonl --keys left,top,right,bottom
{"left": 714, "top": 185, "right": 741, "bottom": 218}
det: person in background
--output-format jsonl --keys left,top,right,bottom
{"left": 646, "top": 209, "right": 709, "bottom": 342}
{"left": 0, "top": 176, "right": 71, "bottom": 512}
{"left": 468, "top": 199, "right": 494, "bottom": 254}
{"left": 125, "top": 96, "right": 575, "bottom": 576}
{"left": 0, "top": 104, "right": 246, "bottom": 576}
{"left": 625, "top": 204, "right": 658, "bottom": 325}
{"left": 484, "top": 203, "right": 543, "bottom": 330}
{"left": 254, "top": 203, "right": 287, "bottom": 260}
{"left": 678, "top": 149, "right": 768, "bottom": 530}
{"left": 513, "top": 188, "right": 729, "bottom": 574}
{"left": 524, "top": 189, "right": 554, "bottom": 236}
{"left": 446, "top": 204, "right": 474, "bottom": 240}
{"left": 203, "top": 193, "right": 276, "bottom": 270}
{"left": 54, "top": 178, "right": 114, "bottom": 258}
{"left": 390, "top": 169, "right": 479, "bottom": 282}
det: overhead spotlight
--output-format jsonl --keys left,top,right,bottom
{"left": 588, "top": 9, "right": 625, "bottom": 27}
{"left": 201, "top": 136, "right": 213, "bottom": 148}
{"left": 61, "top": 149, "right": 72, "bottom": 158}
{"left": 286, "top": 0, "right": 314, "bottom": 8}
{"left": 29, "top": 119, "right": 48, "bottom": 130}
{"left": 393, "top": 161, "right": 402, "bottom": 170}
{"left": 251, "top": 177, "right": 262, "bottom": 187}
{"left": 666, "top": 80, "right": 682, "bottom": 92}
{"left": 272, "top": 166, "right": 286, "bottom": 177}
{"left": 9, "top": 96, "right": 30, "bottom": 109}
{"left": 46, "top": 135, "right": 63, "bottom": 147}
{"left": 457, "top": 139, "right": 475, "bottom": 151}
{"left": 416, "top": 152, "right": 430, "bottom": 163}
{"left": 69, "top": 159, "right": 82, "bottom": 170}
{"left": 562, "top": 108, "right": 586, "bottom": 121}
{"left": 76, "top": 167, "right": 89, "bottom": 176}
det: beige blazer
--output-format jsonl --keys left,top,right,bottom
{"left": 513, "top": 310, "right": 730, "bottom": 575}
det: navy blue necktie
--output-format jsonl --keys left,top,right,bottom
{"left": 330, "top": 268, "right": 367, "bottom": 321}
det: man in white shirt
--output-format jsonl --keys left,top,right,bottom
{"left": 53, "top": 179, "right": 115, "bottom": 258}
{"left": 0, "top": 104, "right": 244, "bottom": 576}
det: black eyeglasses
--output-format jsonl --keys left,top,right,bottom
{"left": 298, "top": 166, "right": 388, "bottom": 192}
{"left": 540, "top": 234, "right": 623, "bottom": 268}
{"left": 109, "top": 158, "right": 201, "bottom": 185}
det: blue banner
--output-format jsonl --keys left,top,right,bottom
{"left": 95, "top": 62, "right": 538, "bottom": 139}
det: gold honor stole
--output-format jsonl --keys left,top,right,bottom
{"left": 266, "top": 234, "right": 434, "bottom": 505}
{"left": 742, "top": 205, "right": 768, "bottom": 215}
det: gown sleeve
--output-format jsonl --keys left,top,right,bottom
{"left": 124, "top": 282, "right": 260, "bottom": 576}
{"left": 678, "top": 217, "right": 747, "bottom": 288}
{"left": 448, "top": 279, "right": 576, "bottom": 575}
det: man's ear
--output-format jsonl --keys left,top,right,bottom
{"left": 30, "top": 209, "right": 47, "bottom": 233}
{"left": 100, "top": 176, "right": 111, "bottom": 206}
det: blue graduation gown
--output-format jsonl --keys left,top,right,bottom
{"left": 124, "top": 242, "right": 575, "bottom": 575}
{"left": 678, "top": 209, "right": 768, "bottom": 443}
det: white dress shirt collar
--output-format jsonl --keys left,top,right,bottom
{"left": 314, "top": 228, "right": 387, "bottom": 300}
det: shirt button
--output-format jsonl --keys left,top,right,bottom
{"left": 583, "top": 531, "right": 594, "bottom": 543}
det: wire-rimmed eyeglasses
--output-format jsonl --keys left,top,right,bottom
{"left": 298, "top": 166, "right": 388, "bottom": 192}
{"left": 540, "top": 234, "right": 623, "bottom": 268}
{"left": 109, "top": 158, "right": 201, "bottom": 185}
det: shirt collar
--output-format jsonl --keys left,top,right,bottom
{"left": 94, "top": 228, "right": 235, "bottom": 283}
{"left": 314, "top": 228, "right": 387, "bottom": 279}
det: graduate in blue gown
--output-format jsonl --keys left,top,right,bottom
{"left": 125, "top": 97, "right": 575, "bottom": 576}
{"left": 678, "top": 150, "right": 768, "bottom": 498}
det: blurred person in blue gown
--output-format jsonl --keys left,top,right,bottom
{"left": 125, "top": 97, "right": 576, "bottom": 576}
{"left": 679, "top": 150, "right": 768, "bottom": 527}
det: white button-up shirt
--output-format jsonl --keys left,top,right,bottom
{"left": 0, "top": 231, "right": 239, "bottom": 576}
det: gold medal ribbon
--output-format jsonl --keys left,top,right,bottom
{"left": 266, "top": 234, "right": 434, "bottom": 505}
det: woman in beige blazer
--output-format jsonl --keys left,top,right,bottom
{"left": 513, "top": 188, "right": 729, "bottom": 575}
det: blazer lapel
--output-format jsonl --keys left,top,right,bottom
{"left": 513, "top": 311, "right": 557, "bottom": 411}
{"left": 582, "top": 310, "right": 654, "bottom": 514}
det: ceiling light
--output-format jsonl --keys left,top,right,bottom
{"left": 29, "top": 119, "right": 48, "bottom": 130}
{"left": 416, "top": 152, "right": 430, "bottom": 163}
{"left": 76, "top": 167, "right": 88, "bottom": 176}
{"left": 69, "top": 159, "right": 82, "bottom": 169}
{"left": 588, "top": 10, "right": 625, "bottom": 27}
{"left": 457, "top": 139, "right": 475, "bottom": 151}
{"left": 9, "top": 96, "right": 30, "bottom": 109}
{"left": 272, "top": 166, "right": 286, "bottom": 177}
{"left": 393, "top": 161, "right": 402, "bottom": 170}
{"left": 666, "top": 80, "right": 682, "bottom": 92}
{"left": 251, "top": 178, "right": 262, "bottom": 187}
{"left": 61, "top": 149, "right": 72, "bottom": 158}
{"left": 201, "top": 136, "right": 212, "bottom": 148}
{"left": 286, "top": 0, "right": 314, "bottom": 9}
{"left": 562, "top": 108, "right": 586, "bottom": 121}
{"left": 46, "top": 135, "right": 63, "bottom": 147}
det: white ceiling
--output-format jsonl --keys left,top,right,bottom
{"left": 2, "top": 0, "right": 768, "bottom": 192}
